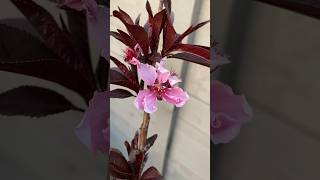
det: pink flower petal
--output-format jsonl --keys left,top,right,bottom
{"left": 211, "top": 114, "right": 242, "bottom": 144}
{"left": 138, "top": 63, "right": 157, "bottom": 85}
{"left": 85, "top": 0, "right": 98, "bottom": 20}
{"left": 134, "top": 90, "right": 158, "bottom": 113}
{"left": 211, "top": 80, "right": 252, "bottom": 144}
{"left": 157, "top": 65, "right": 170, "bottom": 84}
{"left": 134, "top": 90, "right": 149, "bottom": 111}
{"left": 168, "top": 74, "right": 181, "bottom": 86}
{"left": 74, "top": 91, "right": 109, "bottom": 154}
{"left": 143, "top": 92, "right": 158, "bottom": 113}
{"left": 129, "top": 57, "right": 140, "bottom": 65}
{"left": 162, "top": 87, "right": 189, "bottom": 107}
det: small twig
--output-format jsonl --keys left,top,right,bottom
{"left": 139, "top": 112, "right": 150, "bottom": 151}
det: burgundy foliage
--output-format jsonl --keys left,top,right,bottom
{"left": 110, "top": 132, "right": 163, "bottom": 180}
{"left": 0, "top": 0, "right": 107, "bottom": 115}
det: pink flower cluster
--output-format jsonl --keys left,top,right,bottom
{"left": 125, "top": 45, "right": 189, "bottom": 113}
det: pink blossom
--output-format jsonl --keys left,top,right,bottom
{"left": 211, "top": 80, "right": 252, "bottom": 144}
{"left": 57, "top": 0, "right": 98, "bottom": 20}
{"left": 134, "top": 58, "right": 189, "bottom": 113}
{"left": 124, "top": 44, "right": 142, "bottom": 65}
{"left": 74, "top": 91, "right": 109, "bottom": 154}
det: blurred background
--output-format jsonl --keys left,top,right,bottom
{"left": 213, "top": 0, "right": 320, "bottom": 179}
{"left": 110, "top": 0, "right": 210, "bottom": 179}
{"left": 0, "top": 0, "right": 105, "bottom": 179}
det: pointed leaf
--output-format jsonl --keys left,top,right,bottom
{"left": 141, "top": 167, "right": 163, "bottom": 180}
{"left": 0, "top": 86, "right": 80, "bottom": 117}
{"left": 135, "top": 13, "right": 141, "bottom": 25}
{"left": 96, "top": 56, "right": 109, "bottom": 91}
{"left": 110, "top": 89, "right": 134, "bottom": 99}
{"left": 0, "top": 24, "right": 56, "bottom": 59}
{"left": 117, "top": 29, "right": 137, "bottom": 48}
{"left": 126, "top": 24, "right": 150, "bottom": 56}
{"left": 110, "top": 68, "right": 140, "bottom": 93}
{"left": 164, "top": 0, "right": 172, "bottom": 17}
{"left": 124, "top": 141, "right": 131, "bottom": 155}
{"left": 162, "top": 18, "right": 176, "bottom": 54}
{"left": 11, "top": 0, "right": 92, "bottom": 78}
{"left": 110, "top": 56, "right": 135, "bottom": 82}
{"left": 146, "top": 134, "right": 158, "bottom": 151}
{"left": 170, "top": 44, "right": 210, "bottom": 61}
{"left": 113, "top": 8, "right": 134, "bottom": 25}
{"left": 150, "top": 10, "right": 166, "bottom": 53}
{"left": 175, "top": 20, "right": 209, "bottom": 44}
{"left": 111, "top": 31, "right": 130, "bottom": 48}
{"left": 146, "top": 1, "right": 153, "bottom": 17}
{"left": 0, "top": 24, "right": 94, "bottom": 100}
{"left": 169, "top": 52, "right": 210, "bottom": 67}
{"left": 109, "top": 148, "right": 134, "bottom": 179}
{"left": 65, "top": 9, "right": 91, "bottom": 61}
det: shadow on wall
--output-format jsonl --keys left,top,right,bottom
{"left": 213, "top": 0, "right": 320, "bottom": 179}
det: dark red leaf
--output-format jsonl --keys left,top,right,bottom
{"left": 193, "top": 44, "right": 210, "bottom": 50}
{"left": 110, "top": 68, "right": 140, "bottom": 93}
{"left": 0, "top": 86, "right": 81, "bottom": 117}
{"left": 110, "top": 30, "right": 136, "bottom": 48}
{"left": 169, "top": 52, "right": 210, "bottom": 67}
{"left": 135, "top": 14, "right": 141, "bottom": 25}
{"left": 109, "top": 148, "right": 134, "bottom": 179}
{"left": 145, "top": 134, "right": 158, "bottom": 151}
{"left": 113, "top": 9, "right": 149, "bottom": 55}
{"left": 150, "top": 10, "right": 166, "bottom": 53}
{"left": 146, "top": 1, "right": 153, "bottom": 18}
{"left": 110, "top": 89, "right": 135, "bottom": 99}
{"left": 0, "top": 59, "right": 95, "bottom": 101}
{"left": 11, "top": 0, "right": 92, "bottom": 77}
{"left": 118, "top": 29, "right": 137, "bottom": 48}
{"left": 0, "top": 23, "right": 94, "bottom": 101}
{"left": 170, "top": 44, "right": 210, "bottom": 60}
{"left": 124, "top": 141, "right": 131, "bottom": 155}
{"left": 126, "top": 24, "right": 150, "bottom": 56}
{"left": 141, "top": 167, "right": 163, "bottom": 180}
{"left": 164, "top": 0, "right": 172, "bottom": 17}
{"left": 162, "top": 17, "right": 176, "bottom": 54}
{"left": 96, "top": 56, "right": 108, "bottom": 91}
{"left": 113, "top": 8, "right": 134, "bottom": 25}
{"left": 131, "top": 131, "right": 139, "bottom": 149}
{"left": 65, "top": 9, "right": 91, "bottom": 61}
{"left": 110, "top": 56, "right": 136, "bottom": 82}
{"left": 134, "top": 152, "right": 145, "bottom": 176}
{"left": 175, "top": 20, "right": 209, "bottom": 44}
